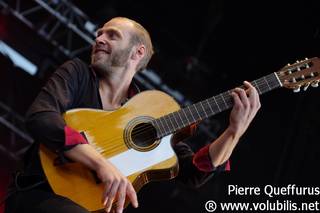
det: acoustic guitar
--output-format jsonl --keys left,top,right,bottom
{"left": 39, "top": 57, "right": 320, "bottom": 212}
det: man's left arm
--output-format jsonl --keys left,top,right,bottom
{"left": 207, "top": 81, "right": 260, "bottom": 168}
{"left": 178, "top": 81, "right": 260, "bottom": 187}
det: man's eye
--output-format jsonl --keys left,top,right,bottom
{"left": 109, "top": 32, "right": 116, "bottom": 40}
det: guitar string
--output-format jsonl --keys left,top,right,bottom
{"left": 133, "top": 76, "right": 277, "bottom": 136}
{"left": 93, "top": 80, "right": 278, "bottom": 152}
{"left": 94, "top": 77, "right": 279, "bottom": 150}
{"left": 102, "top": 73, "right": 294, "bottom": 151}
{"left": 92, "top": 74, "right": 281, "bottom": 150}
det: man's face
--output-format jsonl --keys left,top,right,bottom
{"left": 91, "top": 19, "right": 135, "bottom": 73}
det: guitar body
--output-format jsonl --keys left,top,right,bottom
{"left": 39, "top": 90, "right": 181, "bottom": 212}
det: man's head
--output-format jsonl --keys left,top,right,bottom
{"left": 91, "top": 17, "right": 154, "bottom": 74}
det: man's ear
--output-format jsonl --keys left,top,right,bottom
{"left": 131, "top": 44, "right": 146, "bottom": 61}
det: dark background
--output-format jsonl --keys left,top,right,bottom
{"left": 1, "top": 1, "right": 320, "bottom": 212}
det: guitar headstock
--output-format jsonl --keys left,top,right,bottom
{"left": 277, "top": 57, "right": 320, "bottom": 92}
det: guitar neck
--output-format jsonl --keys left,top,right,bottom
{"left": 151, "top": 72, "right": 282, "bottom": 138}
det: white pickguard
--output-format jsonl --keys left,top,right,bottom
{"left": 107, "top": 135, "right": 174, "bottom": 177}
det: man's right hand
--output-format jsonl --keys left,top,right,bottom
{"left": 96, "top": 161, "right": 138, "bottom": 213}
{"left": 64, "top": 144, "right": 138, "bottom": 213}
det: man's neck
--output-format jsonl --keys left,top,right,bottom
{"left": 98, "top": 67, "right": 136, "bottom": 109}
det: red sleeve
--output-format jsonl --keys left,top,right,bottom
{"left": 192, "top": 144, "right": 231, "bottom": 172}
{"left": 64, "top": 126, "right": 88, "bottom": 146}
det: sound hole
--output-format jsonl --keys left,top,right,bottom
{"left": 131, "top": 122, "right": 157, "bottom": 148}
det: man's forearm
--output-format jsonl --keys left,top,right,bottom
{"left": 64, "top": 144, "right": 106, "bottom": 171}
{"left": 208, "top": 127, "right": 240, "bottom": 167}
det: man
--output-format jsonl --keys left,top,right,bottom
{"left": 5, "top": 17, "right": 260, "bottom": 213}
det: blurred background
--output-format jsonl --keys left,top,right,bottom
{"left": 0, "top": 0, "right": 320, "bottom": 212}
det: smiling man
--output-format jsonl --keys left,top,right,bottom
{"left": 4, "top": 17, "right": 260, "bottom": 213}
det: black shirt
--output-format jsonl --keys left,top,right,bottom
{"left": 23, "top": 58, "right": 215, "bottom": 189}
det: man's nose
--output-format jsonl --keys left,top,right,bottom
{"left": 95, "top": 34, "right": 107, "bottom": 45}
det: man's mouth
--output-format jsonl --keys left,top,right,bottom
{"left": 94, "top": 48, "right": 111, "bottom": 54}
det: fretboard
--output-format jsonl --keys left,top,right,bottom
{"left": 151, "top": 72, "right": 282, "bottom": 138}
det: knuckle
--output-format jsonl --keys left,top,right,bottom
{"left": 114, "top": 177, "right": 121, "bottom": 184}
{"left": 110, "top": 185, "right": 118, "bottom": 193}
{"left": 243, "top": 101, "right": 249, "bottom": 108}
{"left": 108, "top": 177, "right": 114, "bottom": 183}
{"left": 108, "top": 191, "right": 115, "bottom": 197}
{"left": 239, "top": 89, "right": 245, "bottom": 94}
{"left": 120, "top": 179, "right": 127, "bottom": 185}
{"left": 118, "top": 192, "right": 125, "bottom": 199}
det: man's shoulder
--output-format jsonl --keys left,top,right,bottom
{"left": 60, "top": 58, "right": 89, "bottom": 71}
{"left": 55, "top": 58, "right": 93, "bottom": 79}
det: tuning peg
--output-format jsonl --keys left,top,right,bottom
{"left": 305, "top": 57, "right": 308, "bottom": 60}
{"left": 311, "top": 81, "right": 319, "bottom": 88}
{"left": 293, "top": 85, "right": 301, "bottom": 93}
{"left": 303, "top": 82, "right": 310, "bottom": 91}
{"left": 296, "top": 60, "right": 300, "bottom": 63}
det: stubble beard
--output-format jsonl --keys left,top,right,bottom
{"left": 91, "top": 46, "right": 133, "bottom": 76}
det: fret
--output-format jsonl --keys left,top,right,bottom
{"left": 205, "top": 99, "right": 215, "bottom": 114}
{"left": 192, "top": 104, "right": 202, "bottom": 120}
{"left": 200, "top": 101, "right": 209, "bottom": 118}
{"left": 212, "top": 96, "right": 221, "bottom": 112}
{"left": 162, "top": 116, "right": 172, "bottom": 131}
{"left": 269, "top": 73, "right": 281, "bottom": 88}
{"left": 226, "top": 91, "right": 233, "bottom": 105}
{"left": 252, "top": 80, "right": 261, "bottom": 94}
{"left": 152, "top": 71, "right": 283, "bottom": 138}
{"left": 159, "top": 117, "right": 169, "bottom": 134}
{"left": 267, "top": 77, "right": 277, "bottom": 88}
{"left": 187, "top": 106, "right": 196, "bottom": 122}
{"left": 153, "top": 119, "right": 161, "bottom": 135}
{"left": 263, "top": 76, "right": 271, "bottom": 90}
{"left": 253, "top": 73, "right": 281, "bottom": 95}
{"left": 177, "top": 110, "right": 186, "bottom": 126}
{"left": 274, "top": 72, "right": 282, "bottom": 86}
{"left": 181, "top": 109, "right": 191, "bottom": 124}
{"left": 256, "top": 78, "right": 269, "bottom": 94}
{"left": 220, "top": 93, "right": 228, "bottom": 109}
{"left": 223, "top": 91, "right": 231, "bottom": 107}
{"left": 172, "top": 112, "right": 181, "bottom": 129}
{"left": 167, "top": 113, "right": 176, "bottom": 131}
{"left": 181, "top": 109, "right": 190, "bottom": 124}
